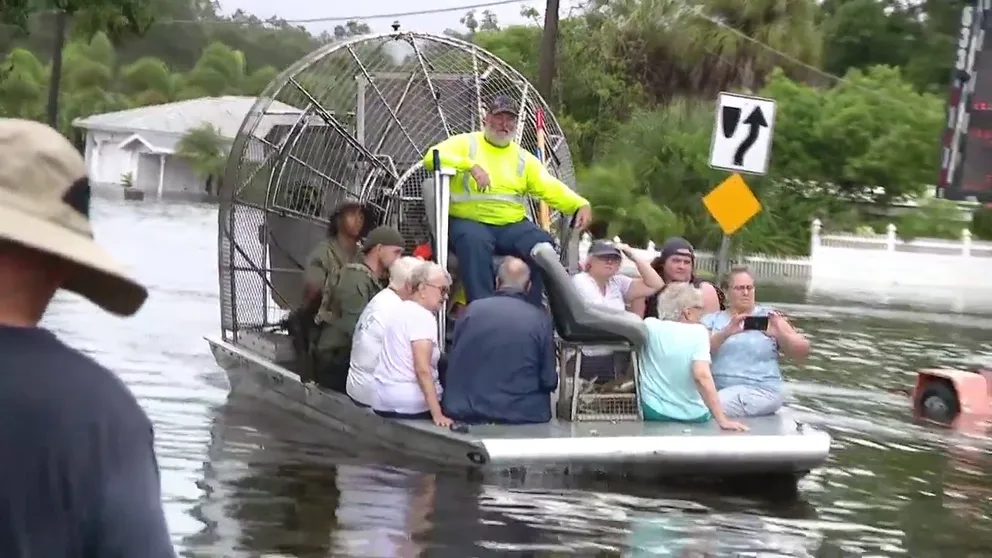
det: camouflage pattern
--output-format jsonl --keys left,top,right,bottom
{"left": 312, "top": 263, "right": 385, "bottom": 391}
{"left": 305, "top": 238, "right": 361, "bottom": 325}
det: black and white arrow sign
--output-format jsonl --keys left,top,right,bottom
{"left": 709, "top": 92, "right": 777, "bottom": 176}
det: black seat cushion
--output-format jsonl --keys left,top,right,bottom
{"left": 530, "top": 242, "right": 646, "bottom": 347}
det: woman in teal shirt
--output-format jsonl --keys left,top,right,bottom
{"left": 638, "top": 283, "right": 747, "bottom": 431}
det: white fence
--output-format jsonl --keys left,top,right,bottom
{"left": 579, "top": 220, "right": 992, "bottom": 288}
{"left": 809, "top": 219, "right": 992, "bottom": 289}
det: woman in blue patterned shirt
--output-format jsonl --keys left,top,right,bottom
{"left": 700, "top": 266, "right": 810, "bottom": 417}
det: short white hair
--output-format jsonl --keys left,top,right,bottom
{"left": 388, "top": 256, "right": 420, "bottom": 289}
{"left": 656, "top": 283, "right": 703, "bottom": 321}
{"left": 409, "top": 261, "right": 451, "bottom": 291}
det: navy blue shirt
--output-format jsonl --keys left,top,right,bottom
{"left": 0, "top": 326, "right": 175, "bottom": 558}
{"left": 442, "top": 289, "right": 558, "bottom": 424}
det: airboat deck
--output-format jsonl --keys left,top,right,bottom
{"left": 207, "top": 332, "right": 831, "bottom": 478}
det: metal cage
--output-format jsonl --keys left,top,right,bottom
{"left": 216, "top": 30, "right": 580, "bottom": 341}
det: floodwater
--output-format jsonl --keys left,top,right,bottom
{"left": 41, "top": 198, "right": 992, "bottom": 557}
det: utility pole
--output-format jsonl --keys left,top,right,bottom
{"left": 536, "top": 0, "right": 560, "bottom": 102}
{"left": 46, "top": 9, "right": 68, "bottom": 128}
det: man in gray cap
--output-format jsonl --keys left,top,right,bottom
{"left": 313, "top": 225, "right": 405, "bottom": 391}
{"left": 423, "top": 94, "right": 593, "bottom": 309}
{"left": 0, "top": 119, "right": 173, "bottom": 555}
{"left": 642, "top": 237, "right": 724, "bottom": 318}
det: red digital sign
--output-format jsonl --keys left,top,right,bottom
{"left": 956, "top": 44, "right": 992, "bottom": 199}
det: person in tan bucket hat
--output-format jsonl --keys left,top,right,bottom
{"left": 0, "top": 119, "right": 147, "bottom": 318}
{"left": 0, "top": 119, "right": 174, "bottom": 556}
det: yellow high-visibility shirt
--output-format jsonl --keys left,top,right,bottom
{"left": 424, "top": 132, "right": 588, "bottom": 226}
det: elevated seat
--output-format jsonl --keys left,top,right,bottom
{"left": 529, "top": 242, "right": 647, "bottom": 422}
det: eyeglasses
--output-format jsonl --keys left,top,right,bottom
{"left": 425, "top": 283, "right": 450, "bottom": 297}
{"left": 732, "top": 285, "right": 755, "bottom": 293}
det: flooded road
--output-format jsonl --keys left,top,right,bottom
{"left": 43, "top": 198, "right": 992, "bottom": 557}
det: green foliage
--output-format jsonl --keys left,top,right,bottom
{"left": 0, "top": 0, "right": 970, "bottom": 256}
{"left": 176, "top": 123, "right": 227, "bottom": 180}
{"left": 896, "top": 199, "right": 968, "bottom": 241}
{"left": 971, "top": 206, "right": 992, "bottom": 241}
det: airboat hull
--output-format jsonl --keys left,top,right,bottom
{"left": 206, "top": 335, "right": 831, "bottom": 480}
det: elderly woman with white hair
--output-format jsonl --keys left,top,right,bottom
{"left": 638, "top": 283, "right": 747, "bottom": 431}
{"left": 372, "top": 261, "right": 455, "bottom": 426}
{"left": 345, "top": 256, "right": 422, "bottom": 407}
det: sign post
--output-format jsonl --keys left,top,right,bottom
{"left": 705, "top": 92, "right": 777, "bottom": 277}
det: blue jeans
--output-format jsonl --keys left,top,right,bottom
{"left": 448, "top": 217, "right": 554, "bottom": 308}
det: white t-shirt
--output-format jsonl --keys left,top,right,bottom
{"left": 571, "top": 272, "right": 634, "bottom": 356}
{"left": 372, "top": 300, "right": 442, "bottom": 414}
{"left": 346, "top": 288, "right": 403, "bottom": 406}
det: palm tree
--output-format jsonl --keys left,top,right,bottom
{"left": 591, "top": 0, "right": 822, "bottom": 103}
{"left": 176, "top": 123, "right": 228, "bottom": 196}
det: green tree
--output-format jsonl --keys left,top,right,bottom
{"left": 176, "top": 123, "right": 228, "bottom": 194}
{"left": 333, "top": 20, "right": 371, "bottom": 40}
{"left": 182, "top": 41, "right": 246, "bottom": 97}
{"left": 0, "top": 48, "right": 46, "bottom": 118}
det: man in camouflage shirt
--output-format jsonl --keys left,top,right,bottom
{"left": 313, "top": 225, "right": 405, "bottom": 392}
{"left": 288, "top": 201, "right": 365, "bottom": 382}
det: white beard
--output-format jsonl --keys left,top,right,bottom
{"left": 483, "top": 127, "right": 512, "bottom": 147}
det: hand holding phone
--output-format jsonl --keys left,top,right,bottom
{"left": 742, "top": 315, "right": 769, "bottom": 331}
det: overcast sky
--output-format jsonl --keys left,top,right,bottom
{"left": 215, "top": 0, "right": 584, "bottom": 35}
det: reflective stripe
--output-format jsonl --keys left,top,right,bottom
{"left": 463, "top": 136, "right": 479, "bottom": 191}
{"left": 456, "top": 134, "right": 526, "bottom": 201}
{"left": 450, "top": 193, "right": 526, "bottom": 204}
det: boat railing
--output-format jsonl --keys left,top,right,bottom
{"left": 557, "top": 340, "right": 643, "bottom": 422}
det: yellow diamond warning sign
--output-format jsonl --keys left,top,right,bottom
{"left": 703, "top": 173, "right": 761, "bottom": 235}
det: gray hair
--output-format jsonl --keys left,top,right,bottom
{"left": 496, "top": 256, "right": 530, "bottom": 289}
{"left": 721, "top": 265, "right": 752, "bottom": 290}
{"left": 388, "top": 256, "right": 421, "bottom": 290}
{"left": 655, "top": 283, "right": 704, "bottom": 321}
{"left": 409, "top": 261, "right": 451, "bottom": 291}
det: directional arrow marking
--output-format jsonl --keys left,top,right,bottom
{"left": 733, "top": 107, "right": 768, "bottom": 166}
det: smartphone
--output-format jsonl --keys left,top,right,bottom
{"left": 743, "top": 315, "right": 769, "bottom": 331}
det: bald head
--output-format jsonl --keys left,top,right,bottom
{"left": 496, "top": 257, "right": 530, "bottom": 291}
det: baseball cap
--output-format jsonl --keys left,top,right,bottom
{"left": 361, "top": 225, "right": 404, "bottom": 253}
{"left": 659, "top": 237, "right": 695, "bottom": 263}
{"left": 588, "top": 239, "right": 622, "bottom": 258}
{"left": 0, "top": 118, "right": 147, "bottom": 316}
{"left": 487, "top": 94, "right": 518, "bottom": 116}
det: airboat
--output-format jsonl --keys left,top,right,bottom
{"left": 205, "top": 28, "right": 831, "bottom": 486}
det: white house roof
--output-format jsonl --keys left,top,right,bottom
{"left": 72, "top": 96, "right": 303, "bottom": 140}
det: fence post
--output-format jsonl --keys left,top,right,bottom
{"left": 962, "top": 229, "right": 973, "bottom": 257}
{"left": 810, "top": 219, "right": 822, "bottom": 258}
{"left": 885, "top": 223, "right": 897, "bottom": 252}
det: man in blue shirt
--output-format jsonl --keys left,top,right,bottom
{"left": 0, "top": 119, "right": 175, "bottom": 557}
{"left": 442, "top": 257, "right": 558, "bottom": 424}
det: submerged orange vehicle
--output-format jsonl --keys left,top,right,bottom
{"left": 913, "top": 367, "right": 992, "bottom": 429}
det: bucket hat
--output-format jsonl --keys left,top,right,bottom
{"left": 0, "top": 118, "right": 147, "bottom": 317}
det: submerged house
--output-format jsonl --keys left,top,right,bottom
{"left": 73, "top": 96, "right": 302, "bottom": 201}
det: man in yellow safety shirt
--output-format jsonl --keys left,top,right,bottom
{"left": 423, "top": 94, "right": 592, "bottom": 307}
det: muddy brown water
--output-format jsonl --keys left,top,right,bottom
{"left": 41, "top": 199, "right": 992, "bottom": 557}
